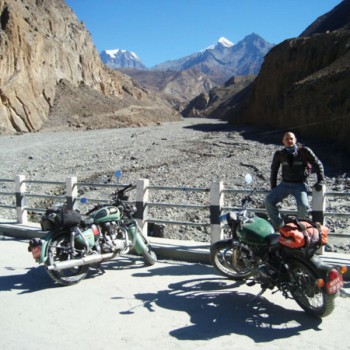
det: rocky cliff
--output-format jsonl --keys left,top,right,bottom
{"left": 215, "top": 0, "right": 350, "bottom": 152}
{"left": 0, "top": 0, "right": 179, "bottom": 134}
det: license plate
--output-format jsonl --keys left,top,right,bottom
{"left": 326, "top": 275, "right": 344, "bottom": 294}
{"left": 31, "top": 246, "right": 41, "bottom": 260}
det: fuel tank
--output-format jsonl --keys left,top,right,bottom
{"left": 237, "top": 216, "right": 275, "bottom": 245}
{"left": 89, "top": 206, "right": 121, "bottom": 224}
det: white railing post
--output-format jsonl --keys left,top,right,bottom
{"left": 312, "top": 184, "right": 327, "bottom": 254}
{"left": 135, "top": 179, "right": 149, "bottom": 236}
{"left": 311, "top": 184, "right": 326, "bottom": 224}
{"left": 210, "top": 181, "right": 224, "bottom": 244}
{"left": 15, "top": 175, "right": 27, "bottom": 224}
{"left": 66, "top": 176, "right": 78, "bottom": 210}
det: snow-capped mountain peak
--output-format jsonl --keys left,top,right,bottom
{"left": 217, "top": 37, "right": 234, "bottom": 48}
{"left": 100, "top": 49, "right": 146, "bottom": 69}
{"left": 204, "top": 37, "right": 234, "bottom": 51}
{"left": 152, "top": 33, "right": 273, "bottom": 82}
{"left": 105, "top": 49, "right": 139, "bottom": 60}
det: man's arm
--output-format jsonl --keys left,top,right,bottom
{"left": 304, "top": 147, "right": 325, "bottom": 183}
{"left": 270, "top": 151, "right": 281, "bottom": 189}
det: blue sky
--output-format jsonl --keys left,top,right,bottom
{"left": 65, "top": 0, "right": 343, "bottom": 68}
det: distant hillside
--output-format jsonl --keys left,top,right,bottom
{"left": 181, "top": 75, "right": 255, "bottom": 118}
{"left": 118, "top": 68, "right": 217, "bottom": 111}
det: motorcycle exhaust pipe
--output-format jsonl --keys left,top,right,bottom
{"left": 47, "top": 239, "right": 127, "bottom": 271}
{"left": 47, "top": 252, "right": 115, "bottom": 271}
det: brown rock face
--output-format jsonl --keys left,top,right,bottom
{"left": 222, "top": 0, "right": 350, "bottom": 152}
{"left": 0, "top": 0, "right": 179, "bottom": 134}
{"left": 235, "top": 32, "right": 350, "bottom": 139}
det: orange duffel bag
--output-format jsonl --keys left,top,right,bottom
{"left": 278, "top": 219, "right": 328, "bottom": 249}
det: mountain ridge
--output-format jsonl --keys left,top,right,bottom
{"left": 152, "top": 33, "right": 272, "bottom": 77}
{"left": 100, "top": 33, "right": 273, "bottom": 83}
{"left": 100, "top": 34, "right": 271, "bottom": 110}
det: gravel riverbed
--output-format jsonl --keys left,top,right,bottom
{"left": 0, "top": 118, "right": 349, "bottom": 253}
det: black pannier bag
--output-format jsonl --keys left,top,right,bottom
{"left": 41, "top": 206, "right": 82, "bottom": 231}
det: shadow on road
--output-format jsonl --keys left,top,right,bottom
{"left": 0, "top": 265, "right": 57, "bottom": 293}
{"left": 0, "top": 254, "right": 151, "bottom": 293}
{"left": 121, "top": 263, "right": 323, "bottom": 343}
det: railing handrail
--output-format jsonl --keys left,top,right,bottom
{"left": 0, "top": 175, "right": 349, "bottom": 243}
{"left": 148, "top": 185, "right": 210, "bottom": 192}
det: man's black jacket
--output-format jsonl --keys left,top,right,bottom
{"left": 270, "top": 145, "right": 325, "bottom": 189}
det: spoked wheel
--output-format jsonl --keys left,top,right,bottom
{"left": 210, "top": 239, "right": 253, "bottom": 280}
{"left": 45, "top": 233, "right": 89, "bottom": 286}
{"left": 289, "top": 259, "right": 335, "bottom": 318}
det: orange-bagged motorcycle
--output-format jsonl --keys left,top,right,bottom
{"left": 211, "top": 175, "right": 346, "bottom": 318}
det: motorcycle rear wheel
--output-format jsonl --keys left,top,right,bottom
{"left": 210, "top": 239, "right": 253, "bottom": 280}
{"left": 45, "top": 233, "right": 89, "bottom": 286}
{"left": 289, "top": 259, "right": 335, "bottom": 318}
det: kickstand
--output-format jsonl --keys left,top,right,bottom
{"left": 250, "top": 288, "right": 267, "bottom": 303}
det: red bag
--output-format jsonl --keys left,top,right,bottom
{"left": 279, "top": 220, "right": 328, "bottom": 249}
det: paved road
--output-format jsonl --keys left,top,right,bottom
{"left": 1, "top": 236, "right": 350, "bottom": 350}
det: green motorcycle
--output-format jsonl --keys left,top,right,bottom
{"left": 210, "top": 174, "right": 346, "bottom": 318}
{"left": 28, "top": 183, "right": 157, "bottom": 286}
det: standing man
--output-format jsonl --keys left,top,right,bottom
{"left": 265, "top": 131, "right": 325, "bottom": 230}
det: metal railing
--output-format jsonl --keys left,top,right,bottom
{"left": 0, "top": 175, "right": 349, "bottom": 243}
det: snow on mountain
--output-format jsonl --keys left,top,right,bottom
{"left": 100, "top": 34, "right": 273, "bottom": 84}
{"left": 218, "top": 37, "right": 234, "bottom": 47}
{"left": 205, "top": 36, "right": 234, "bottom": 50}
{"left": 100, "top": 49, "right": 146, "bottom": 69}
{"left": 152, "top": 34, "right": 273, "bottom": 83}
{"left": 105, "top": 49, "right": 138, "bottom": 59}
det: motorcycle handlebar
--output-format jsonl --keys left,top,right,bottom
{"left": 84, "top": 204, "right": 102, "bottom": 216}
{"left": 241, "top": 187, "right": 257, "bottom": 207}
{"left": 84, "top": 184, "right": 136, "bottom": 216}
{"left": 116, "top": 184, "right": 136, "bottom": 198}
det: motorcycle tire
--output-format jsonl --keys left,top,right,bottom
{"left": 142, "top": 247, "right": 157, "bottom": 266}
{"left": 132, "top": 228, "right": 157, "bottom": 266}
{"left": 210, "top": 239, "right": 253, "bottom": 280}
{"left": 45, "top": 233, "right": 89, "bottom": 286}
{"left": 288, "top": 258, "right": 335, "bottom": 318}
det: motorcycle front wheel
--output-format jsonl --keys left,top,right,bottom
{"left": 210, "top": 239, "right": 253, "bottom": 280}
{"left": 139, "top": 233, "right": 157, "bottom": 266}
{"left": 128, "top": 223, "right": 157, "bottom": 265}
{"left": 142, "top": 247, "right": 157, "bottom": 266}
{"left": 45, "top": 233, "right": 89, "bottom": 286}
{"left": 288, "top": 259, "right": 335, "bottom": 318}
